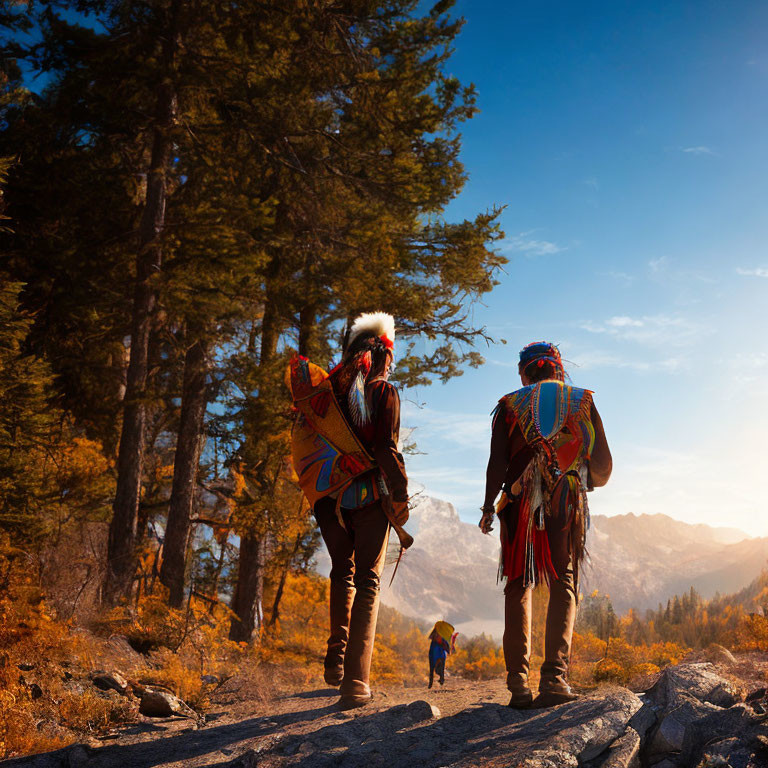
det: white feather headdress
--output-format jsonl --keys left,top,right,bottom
{"left": 348, "top": 312, "right": 396, "bottom": 351}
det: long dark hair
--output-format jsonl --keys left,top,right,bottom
{"left": 519, "top": 358, "right": 564, "bottom": 383}
{"left": 343, "top": 332, "right": 392, "bottom": 382}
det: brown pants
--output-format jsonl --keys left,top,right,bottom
{"left": 503, "top": 503, "right": 577, "bottom": 692}
{"left": 315, "top": 497, "right": 389, "bottom": 697}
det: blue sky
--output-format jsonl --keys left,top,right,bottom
{"left": 402, "top": 0, "right": 768, "bottom": 534}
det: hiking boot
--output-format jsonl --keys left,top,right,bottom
{"left": 534, "top": 677, "right": 579, "bottom": 707}
{"left": 507, "top": 678, "right": 533, "bottom": 709}
{"left": 324, "top": 665, "right": 344, "bottom": 688}
{"left": 336, "top": 693, "right": 372, "bottom": 710}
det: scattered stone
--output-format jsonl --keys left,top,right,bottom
{"left": 647, "top": 663, "right": 738, "bottom": 711}
{"left": 107, "top": 634, "right": 146, "bottom": 665}
{"left": 696, "top": 737, "right": 752, "bottom": 768}
{"left": 139, "top": 688, "right": 196, "bottom": 719}
{"left": 697, "top": 757, "right": 730, "bottom": 768}
{"left": 404, "top": 699, "right": 440, "bottom": 721}
{"left": 649, "top": 694, "right": 721, "bottom": 756}
{"left": 704, "top": 644, "right": 737, "bottom": 666}
{"left": 94, "top": 688, "right": 124, "bottom": 704}
{"left": 599, "top": 728, "right": 641, "bottom": 768}
{"left": 92, "top": 671, "right": 129, "bottom": 695}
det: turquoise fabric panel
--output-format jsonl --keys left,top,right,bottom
{"left": 537, "top": 381, "right": 560, "bottom": 438}
{"left": 340, "top": 474, "right": 376, "bottom": 509}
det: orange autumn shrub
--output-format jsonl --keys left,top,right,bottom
{"left": 0, "top": 545, "right": 131, "bottom": 759}
{"left": 572, "top": 630, "right": 607, "bottom": 662}
{"left": 589, "top": 636, "right": 689, "bottom": 688}
{"left": 96, "top": 590, "right": 246, "bottom": 709}
{"left": 452, "top": 634, "right": 506, "bottom": 680}
{"left": 733, "top": 613, "right": 768, "bottom": 652}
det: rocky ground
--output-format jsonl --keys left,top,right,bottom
{"left": 5, "top": 649, "right": 768, "bottom": 768}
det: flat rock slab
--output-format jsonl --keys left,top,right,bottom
{"left": 597, "top": 728, "right": 641, "bottom": 768}
{"left": 467, "top": 687, "right": 643, "bottom": 768}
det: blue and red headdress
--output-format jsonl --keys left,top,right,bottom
{"left": 519, "top": 341, "right": 564, "bottom": 377}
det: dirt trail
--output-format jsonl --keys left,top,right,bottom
{"left": 2, "top": 676, "right": 638, "bottom": 768}
{"left": 8, "top": 656, "right": 768, "bottom": 768}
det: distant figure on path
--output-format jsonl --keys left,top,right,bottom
{"left": 288, "top": 312, "right": 409, "bottom": 710}
{"left": 479, "top": 342, "right": 612, "bottom": 709}
{"left": 428, "top": 620, "right": 457, "bottom": 688}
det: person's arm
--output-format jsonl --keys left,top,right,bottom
{"left": 589, "top": 402, "right": 612, "bottom": 487}
{"left": 483, "top": 407, "right": 511, "bottom": 510}
{"left": 370, "top": 381, "right": 408, "bottom": 503}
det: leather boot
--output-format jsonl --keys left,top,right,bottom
{"left": 337, "top": 580, "right": 379, "bottom": 707}
{"left": 535, "top": 553, "right": 578, "bottom": 708}
{"left": 337, "top": 692, "right": 372, "bottom": 710}
{"left": 507, "top": 672, "right": 533, "bottom": 709}
{"left": 534, "top": 675, "right": 579, "bottom": 707}
{"left": 324, "top": 578, "right": 354, "bottom": 687}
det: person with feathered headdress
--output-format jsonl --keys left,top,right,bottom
{"left": 291, "top": 311, "right": 408, "bottom": 710}
{"left": 479, "top": 342, "right": 612, "bottom": 709}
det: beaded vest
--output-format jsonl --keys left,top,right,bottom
{"left": 500, "top": 380, "right": 595, "bottom": 474}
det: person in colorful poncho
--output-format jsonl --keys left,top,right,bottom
{"left": 302, "top": 312, "right": 409, "bottom": 710}
{"left": 479, "top": 342, "right": 612, "bottom": 708}
{"left": 428, "top": 621, "right": 457, "bottom": 688}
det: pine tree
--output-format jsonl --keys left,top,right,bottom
{"left": 672, "top": 595, "right": 683, "bottom": 624}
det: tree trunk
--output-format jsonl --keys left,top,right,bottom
{"left": 298, "top": 304, "right": 318, "bottom": 358}
{"left": 207, "top": 537, "right": 228, "bottom": 614}
{"left": 229, "top": 262, "right": 281, "bottom": 640}
{"left": 104, "top": 4, "right": 182, "bottom": 605}
{"left": 229, "top": 533, "right": 268, "bottom": 642}
{"left": 160, "top": 336, "right": 209, "bottom": 608}
{"left": 267, "top": 533, "right": 302, "bottom": 629}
